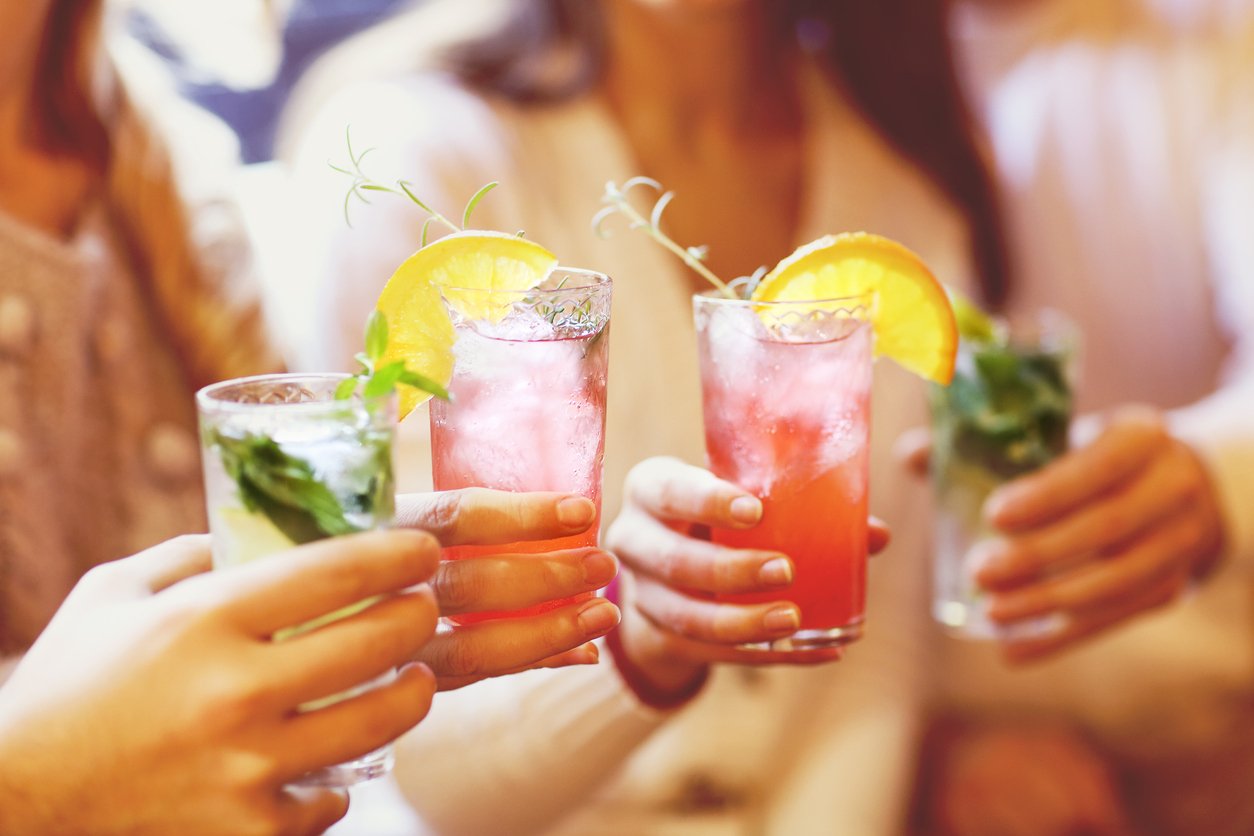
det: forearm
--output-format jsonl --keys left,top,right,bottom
{"left": 393, "top": 662, "right": 669, "bottom": 836}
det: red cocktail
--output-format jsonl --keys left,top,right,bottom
{"left": 430, "top": 268, "right": 611, "bottom": 622}
{"left": 695, "top": 294, "right": 872, "bottom": 649}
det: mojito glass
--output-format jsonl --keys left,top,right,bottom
{"left": 430, "top": 268, "right": 611, "bottom": 622}
{"left": 197, "top": 373, "right": 397, "bottom": 786}
{"left": 929, "top": 311, "right": 1075, "bottom": 638}
{"left": 695, "top": 293, "right": 873, "bottom": 650}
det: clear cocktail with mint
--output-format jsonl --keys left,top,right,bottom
{"left": 929, "top": 307, "right": 1075, "bottom": 638}
{"left": 197, "top": 372, "right": 397, "bottom": 786}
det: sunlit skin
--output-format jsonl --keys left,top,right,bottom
{"left": 602, "top": 0, "right": 803, "bottom": 286}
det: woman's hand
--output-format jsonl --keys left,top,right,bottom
{"left": 926, "top": 723, "right": 1132, "bottom": 836}
{"left": 0, "top": 532, "right": 441, "bottom": 836}
{"left": 976, "top": 407, "right": 1224, "bottom": 662}
{"left": 604, "top": 457, "right": 890, "bottom": 699}
{"left": 397, "top": 489, "right": 621, "bottom": 690}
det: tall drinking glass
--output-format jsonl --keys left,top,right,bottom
{"left": 929, "top": 311, "right": 1076, "bottom": 638}
{"left": 694, "top": 293, "right": 873, "bottom": 650}
{"left": 197, "top": 373, "right": 397, "bottom": 787}
{"left": 430, "top": 268, "right": 611, "bottom": 622}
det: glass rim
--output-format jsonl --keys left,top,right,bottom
{"left": 692, "top": 289, "right": 872, "bottom": 315}
{"left": 981, "top": 307, "right": 1080, "bottom": 354}
{"left": 437, "top": 266, "right": 612, "bottom": 296}
{"left": 196, "top": 372, "right": 392, "bottom": 416}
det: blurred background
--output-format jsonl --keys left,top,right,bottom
{"left": 125, "top": 0, "right": 410, "bottom": 162}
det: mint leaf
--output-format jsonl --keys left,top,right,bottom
{"left": 365, "top": 310, "right": 388, "bottom": 363}
{"left": 213, "top": 432, "right": 361, "bottom": 543}
{"left": 339, "top": 311, "right": 451, "bottom": 405}
{"left": 937, "top": 342, "right": 1072, "bottom": 479}
{"left": 334, "top": 377, "right": 359, "bottom": 400}
{"left": 951, "top": 292, "right": 999, "bottom": 343}
{"left": 364, "top": 360, "right": 406, "bottom": 399}
{"left": 398, "top": 369, "right": 450, "bottom": 401}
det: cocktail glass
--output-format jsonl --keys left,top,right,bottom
{"left": 430, "top": 268, "right": 611, "bottom": 622}
{"left": 197, "top": 373, "right": 397, "bottom": 786}
{"left": 694, "top": 293, "right": 873, "bottom": 650}
{"left": 929, "top": 311, "right": 1076, "bottom": 638}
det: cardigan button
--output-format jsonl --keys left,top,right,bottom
{"left": 0, "top": 294, "right": 35, "bottom": 357}
{"left": 0, "top": 428, "right": 23, "bottom": 476}
{"left": 144, "top": 422, "right": 201, "bottom": 484}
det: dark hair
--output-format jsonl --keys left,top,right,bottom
{"left": 30, "top": 0, "right": 111, "bottom": 174}
{"left": 447, "top": 0, "right": 1010, "bottom": 308}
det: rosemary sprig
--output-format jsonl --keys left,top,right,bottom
{"left": 592, "top": 178, "right": 739, "bottom": 299}
{"left": 331, "top": 126, "right": 498, "bottom": 247}
{"left": 335, "top": 310, "right": 450, "bottom": 403}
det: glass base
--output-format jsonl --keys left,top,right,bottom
{"left": 737, "top": 620, "right": 864, "bottom": 652}
{"left": 293, "top": 744, "right": 393, "bottom": 788}
{"left": 934, "top": 599, "right": 1065, "bottom": 642}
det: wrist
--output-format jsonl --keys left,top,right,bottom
{"left": 604, "top": 578, "right": 708, "bottom": 709}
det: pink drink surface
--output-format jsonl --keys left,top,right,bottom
{"left": 697, "top": 305, "right": 872, "bottom": 633}
{"left": 431, "top": 323, "right": 609, "bottom": 622}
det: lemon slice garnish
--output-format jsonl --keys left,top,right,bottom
{"left": 752, "top": 232, "right": 958, "bottom": 383}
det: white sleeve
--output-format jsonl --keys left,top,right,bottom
{"left": 393, "top": 663, "right": 669, "bottom": 836}
{"left": 1170, "top": 36, "right": 1254, "bottom": 575}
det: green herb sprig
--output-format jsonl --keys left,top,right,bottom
{"left": 331, "top": 126, "right": 500, "bottom": 247}
{"left": 334, "top": 310, "right": 450, "bottom": 403}
{"left": 931, "top": 294, "right": 1073, "bottom": 479}
{"left": 592, "top": 178, "right": 746, "bottom": 299}
{"left": 214, "top": 432, "right": 362, "bottom": 544}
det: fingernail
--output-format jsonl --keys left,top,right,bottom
{"left": 763, "top": 605, "right": 800, "bottom": 633}
{"left": 577, "top": 598, "right": 620, "bottom": 635}
{"left": 580, "top": 642, "right": 600, "bottom": 664}
{"left": 581, "top": 551, "right": 618, "bottom": 586}
{"left": 758, "top": 557, "right": 793, "bottom": 587}
{"left": 986, "top": 592, "right": 1048, "bottom": 625}
{"left": 557, "top": 496, "right": 596, "bottom": 529}
{"left": 994, "top": 611, "right": 1069, "bottom": 641}
{"left": 983, "top": 486, "right": 1022, "bottom": 524}
{"left": 965, "top": 539, "right": 1007, "bottom": 582}
{"left": 730, "top": 496, "right": 762, "bottom": 526}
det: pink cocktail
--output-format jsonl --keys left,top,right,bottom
{"left": 695, "top": 294, "right": 872, "bottom": 649}
{"left": 430, "top": 269, "right": 611, "bottom": 622}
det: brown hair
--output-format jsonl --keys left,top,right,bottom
{"left": 28, "top": 0, "right": 278, "bottom": 386}
{"left": 29, "top": 0, "right": 110, "bottom": 173}
{"left": 446, "top": 0, "right": 1011, "bottom": 307}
